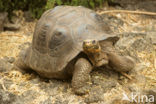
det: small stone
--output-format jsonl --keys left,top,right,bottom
{"left": 0, "top": 58, "right": 13, "bottom": 72}
{"left": 0, "top": 86, "right": 17, "bottom": 104}
{"left": 3, "top": 78, "right": 14, "bottom": 89}
{"left": 85, "top": 86, "right": 104, "bottom": 103}
{"left": 128, "top": 84, "right": 140, "bottom": 92}
{"left": 24, "top": 11, "right": 34, "bottom": 22}
{"left": 101, "top": 80, "right": 117, "bottom": 92}
{"left": 39, "top": 97, "right": 53, "bottom": 104}
{"left": 134, "top": 74, "right": 146, "bottom": 84}
{"left": 4, "top": 23, "right": 20, "bottom": 31}
{"left": 146, "top": 32, "right": 156, "bottom": 45}
{"left": 17, "top": 90, "right": 38, "bottom": 103}
{"left": 0, "top": 12, "right": 8, "bottom": 32}
{"left": 3, "top": 56, "right": 15, "bottom": 63}
{"left": 133, "top": 64, "right": 147, "bottom": 73}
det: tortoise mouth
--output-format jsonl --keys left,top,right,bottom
{"left": 83, "top": 39, "right": 101, "bottom": 53}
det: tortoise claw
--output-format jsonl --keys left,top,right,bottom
{"left": 74, "top": 85, "right": 91, "bottom": 95}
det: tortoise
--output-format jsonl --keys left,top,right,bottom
{"left": 15, "top": 6, "right": 135, "bottom": 95}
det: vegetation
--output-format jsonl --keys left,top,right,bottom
{"left": 0, "top": 0, "right": 113, "bottom": 19}
{"left": 0, "top": 0, "right": 46, "bottom": 19}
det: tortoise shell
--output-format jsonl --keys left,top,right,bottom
{"left": 25, "top": 6, "right": 119, "bottom": 78}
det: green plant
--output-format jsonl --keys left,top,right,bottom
{"left": 0, "top": 0, "right": 113, "bottom": 19}
{"left": 45, "top": 0, "right": 113, "bottom": 10}
{"left": 0, "top": 0, "right": 46, "bottom": 19}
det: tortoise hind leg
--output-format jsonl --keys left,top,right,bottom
{"left": 15, "top": 47, "right": 31, "bottom": 70}
{"left": 72, "top": 58, "right": 92, "bottom": 95}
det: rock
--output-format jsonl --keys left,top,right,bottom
{"left": 39, "top": 80, "right": 66, "bottom": 96}
{"left": 0, "top": 58, "right": 13, "bottom": 73}
{"left": 92, "top": 74, "right": 117, "bottom": 93}
{"left": 39, "top": 97, "right": 53, "bottom": 104}
{"left": 117, "top": 33, "right": 153, "bottom": 51}
{"left": 116, "top": 32, "right": 154, "bottom": 61}
{"left": 92, "top": 66, "right": 119, "bottom": 81}
{"left": 111, "top": 99, "right": 130, "bottom": 104}
{"left": 17, "top": 90, "right": 38, "bottom": 103}
{"left": 101, "top": 15, "right": 124, "bottom": 33}
{"left": 114, "top": 0, "right": 156, "bottom": 12}
{"left": 2, "top": 79, "right": 14, "bottom": 90}
{"left": 128, "top": 84, "right": 142, "bottom": 93}
{"left": 0, "top": 12, "right": 21, "bottom": 32}
{"left": 129, "top": 64, "right": 147, "bottom": 84}
{"left": 3, "top": 56, "right": 15, "bottom": 63}
{"left": 132, "top": 64, "right": 147, "bottom": 73}
{"left": 0, "top": 12, "right": 8, "bottom": 32}
{"left": 146, "top": 32, "right": 156, "bottom": 45}
{"left": 23, "top": 11, "right": 34, "bottom": 22}
{"left": 85, "top": 86, "right": 104, "bottom": 103}
{"left": 0, "top": 84, "right": 17, "bottom": 104}
{"left": 100, "top": 80, "right": 117, "bottom": 92}
{"left": 134, "top": 74, "right": 146, "bottom": 84}
{"left": 4, "top": 23, "right": 20, "bottom": 31}
{"left": 53, "top": 96, "right": 68, "bottom": 104}
{"left": 18, "top": 42, "right": 31, "bottom": 50}
{"left": 39, "top": 96, "right": 65, "bottom": 104}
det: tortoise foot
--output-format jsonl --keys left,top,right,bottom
{"left": 74, "top": 85, "right": 90, "bottom": 95}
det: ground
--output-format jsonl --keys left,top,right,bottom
{"left": 0, "top": 1, "right": 156, "bottom": 104}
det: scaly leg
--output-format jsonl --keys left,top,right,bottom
{"left": 100, "top": 41, "right": 135, "bottom": 79}
{"left": 107, "top": 53, "right": 135, "bottom": 72}
{"left": 107, "top": 53, "right": 135, "bottom": 80}
{"left": 72, "top": 58, "right": 92, "bottom": 95}
{"left": 15, "top": 47, "right": 31, "bottom": 70}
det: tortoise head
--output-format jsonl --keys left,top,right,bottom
{"left": 83, "top": 39, "right": 108, "bottom": 67}
{"left": 83, "top": 39, "right": 101, "bottom": 53}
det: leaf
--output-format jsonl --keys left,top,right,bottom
{"left": 71, "top": 0, "right": 79, "bottom": 6}
{"left": 56, "top": 0, "right": 63, "bottom": 5}
{"left": 45, "top": 0, "right": 56, "bottom": 9}
{"left": 89, "top": 0, "right": 95, "bottom": 8}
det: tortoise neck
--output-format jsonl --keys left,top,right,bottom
{"left": 86, "top": 52, "right": 99, "bottom": 66}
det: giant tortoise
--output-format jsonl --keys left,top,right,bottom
{"left": 16, "top": 6, "right": 135, "bottom": 95}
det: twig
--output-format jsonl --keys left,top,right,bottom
{"left": 0, "top": 34, "right": 23, "bottom": 37}
{"left": 120, "top": 72, "right": 132, "bottom": 80}
{"left": 97, "top": 10, "right": 156, "bottom": 16}
{"left": 0, "top": 78, "right": 6, "bottom": 91}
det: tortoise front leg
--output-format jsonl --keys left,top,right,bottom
{"left": 101, "top": 41, "right": 135, "bottom": 73}
{"left": 101, "top": 41, "right": 135, "bottom": 79}
{"left": 72, "top": 58, "right": 92, "bottom": 95}
{"left": 107, "top": 53, "right": 135, "bottom": 80}
{"left": 107, "top": 53, "right": 135, "bottom": 72}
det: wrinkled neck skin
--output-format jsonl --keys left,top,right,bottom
{"left": 89, "top": 40, "right": 115, "bottom": 67}
{"left": 87, "top": 52, "right": 108, "bottom": 67}
{"left": 86, "top": 41, "right": 116, "bottom": 67}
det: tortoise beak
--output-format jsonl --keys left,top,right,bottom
{"left": 83, "top": 39, "right": 101, "bottom": 53}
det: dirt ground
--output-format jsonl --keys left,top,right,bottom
{"left": 0, "top": 2, "right": 156, "bottom": 104}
